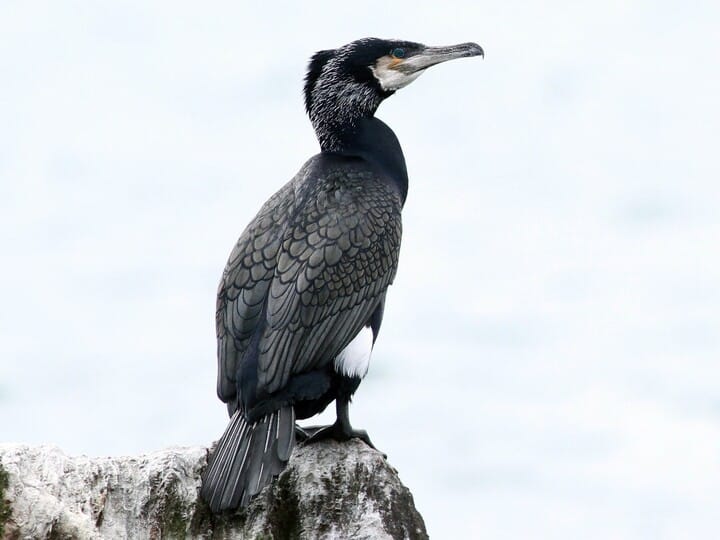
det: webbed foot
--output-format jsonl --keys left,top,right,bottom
{"left": 295, "top": 424, "right": 326, "bottom": 442}
{"left": 300, "top": 422, "right": 385, "bottom": 457}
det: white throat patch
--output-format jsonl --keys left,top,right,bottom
{"left": 371, "top": 57, "right": 423, "bottom": 92}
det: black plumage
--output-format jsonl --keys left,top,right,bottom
{"left": 201, "top": 37, "right": 483, "bottom": 512}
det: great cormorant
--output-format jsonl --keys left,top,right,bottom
{"left": 201, "top": 37, "right": 483, "bottom": 512}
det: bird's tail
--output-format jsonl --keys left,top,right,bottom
{"left": 201, "top": 406, "right": 295, "bottom": 512}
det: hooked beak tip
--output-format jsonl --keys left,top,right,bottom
{"left": 466, "top": 43, "right": 484, "bottom": 58}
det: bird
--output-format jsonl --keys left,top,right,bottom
{"left": 200, "top": 37, "right": 483, "bottom": 512}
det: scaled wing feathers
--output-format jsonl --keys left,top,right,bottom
{"left": 216, "top": 159, "right": 402, "bottom": 408}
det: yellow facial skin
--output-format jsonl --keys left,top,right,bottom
{"left": 389, "top": 55, "right": 404, "bottom": 68}
{"left": 376, "top": 55, "right": 405, "bottom": 71}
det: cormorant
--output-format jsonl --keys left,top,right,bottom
{"left": 201, "top": 37, "right": 483, "bottom": 512}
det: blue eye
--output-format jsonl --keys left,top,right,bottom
{"left": 391, "top": 47, "right": 406, "bottom": 59}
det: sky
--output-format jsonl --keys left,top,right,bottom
{"left": 1, "top": 1, "right": 719, "bottom": 538}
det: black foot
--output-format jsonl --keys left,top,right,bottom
{"left": 300, "top": 422, "right": 385, "bottom": 458}
{"left": 294, "top": 424, "right": 323, "bottom": 442}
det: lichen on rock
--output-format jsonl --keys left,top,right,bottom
{"left": 0, "top": 463, "right": 12, "bottom": 539}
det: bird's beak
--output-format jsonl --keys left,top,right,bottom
{"left": 398, "top": 42, "right": 484, "bottom": 75}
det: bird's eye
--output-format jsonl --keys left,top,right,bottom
{"left": 390, "top": 47, "right": 406, "bottom": 59}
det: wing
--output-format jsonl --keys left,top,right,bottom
{"left": 257, "top": 166, "right": 403, "bottom": 394}
{"left": 216, "top": 158, "right": 403, "bottom": 410}
{"left": 215, "top": 177, "right": 298, "bottom": 405}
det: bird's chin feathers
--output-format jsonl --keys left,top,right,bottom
{"left": 371, "top": 58, "right": 424, "bottom": 91}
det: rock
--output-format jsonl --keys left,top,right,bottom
{"left": 0, "top": 440, "right": 427, "bottom": 539}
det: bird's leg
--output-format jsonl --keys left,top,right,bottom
{"left": 334, "top": 396, "right": 376, "bottom": 448}
{"left": 301, "top": 396, "right": 383, "bottom": 455}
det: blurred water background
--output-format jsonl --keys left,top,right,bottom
{"left": 1, "top": 1, "right": 718, "bottom": 538}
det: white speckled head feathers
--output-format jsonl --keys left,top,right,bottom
{"left": 303, "top": 38, "right": 483, "bottom": 152}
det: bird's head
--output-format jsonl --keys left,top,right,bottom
{"left": 304, "top": 37, "right": 483, "bottom": 151}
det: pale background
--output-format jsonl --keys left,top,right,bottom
{"left": 1, "top": 1, "right": 719, "bottom": 538}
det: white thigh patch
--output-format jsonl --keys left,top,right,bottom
{"left": 334, "top": 326, "right": 374, "bottom": 379}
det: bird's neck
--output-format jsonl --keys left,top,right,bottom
{"left": 309, "top": 80, "right": 391, "bottom": 153}
{"left": 326, "top": 117, "right": 409, "bottom": 205}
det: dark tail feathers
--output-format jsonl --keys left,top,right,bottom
{"left": 201, "top": 406, "right": 295, "bottom": 511}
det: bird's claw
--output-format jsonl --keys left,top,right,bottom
{"left": 297, "top": 423, "right": 386, "bottom": 458}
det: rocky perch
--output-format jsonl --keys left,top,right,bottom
{"left": 0, "top": 440, "right": 427, "bottom": 539}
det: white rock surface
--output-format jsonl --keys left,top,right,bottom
{"left": 0, "top": 440, "right": 427, "bottom": 539}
